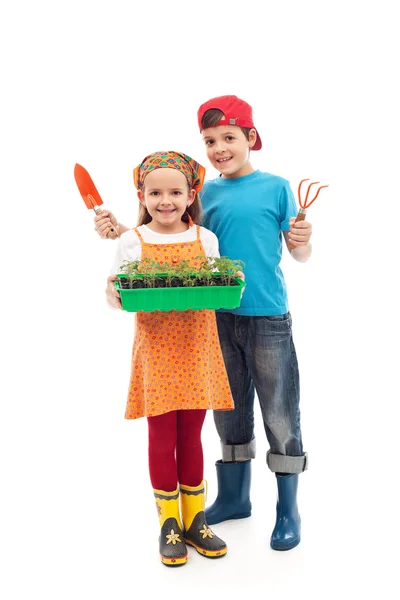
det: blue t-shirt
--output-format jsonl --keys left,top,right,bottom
{"left": 200, "top": 170, "right": 297, "bottom": 316}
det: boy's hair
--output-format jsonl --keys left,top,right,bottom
{"left": 136, "top": 188, "right": 203, "bottom": 227}
{"left": 201, "top": 108, "right": 252, "bottom": 142}
{"left": 197, "top": 95, "right": 262, "bottom": 150}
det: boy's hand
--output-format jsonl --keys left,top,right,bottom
{"left": 288, "top": 217, "right": 312, "bottom": 247}
{"left": 95, "top": 210, "right": 119, "bottom": 239}
{"left": 106, "top": 275, "right": 122, "bottom": 310}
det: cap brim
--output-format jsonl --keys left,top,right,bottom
{"left": 252, "top": 129, "right": 262, "bottom": 150}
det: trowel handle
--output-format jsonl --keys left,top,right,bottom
{"left": 93, "top": 207, "right": 119, "bottom": 239}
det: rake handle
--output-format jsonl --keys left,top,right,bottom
{"left": 287, "top": 209, "right": 306, "bottom": 251}
{"left": 93, "top": 207, "right": 118, "bottom": 239}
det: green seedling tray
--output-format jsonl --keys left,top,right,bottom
{"left": 114, "top": 274, "right": 245, "bottom": 312}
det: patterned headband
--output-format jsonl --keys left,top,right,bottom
{"left": 133, "top": 151, "right": 206, "bottom": 193}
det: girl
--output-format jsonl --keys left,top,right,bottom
{"left": 106, "top": 151, "right": 235, "bottom": 567}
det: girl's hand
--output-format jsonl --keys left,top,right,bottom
{"left": 106, "top": 275, "right": 122, "bottom": 310}
{"left": 234, "top": 271, "right": 245, "bottom": 297}
{"left": 95, "top": 210, "right": 119, "bottom": 239}
{"left": 234, "top": 271, "right": 245, "bottom": 282}
{"left": 288, "top": 217, "right": 312, "bottom": 247}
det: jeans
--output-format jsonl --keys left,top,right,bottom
{"left": 214, "top": 312, "right": 308, "bottom": 474}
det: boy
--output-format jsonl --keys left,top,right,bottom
{"left": 96, "top": 95, "right": 312, "bottom": 551}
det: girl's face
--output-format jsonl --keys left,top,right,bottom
{"left": 202, "top": 125, "right": 257, "bottom": 179}
{"left": 138, "top": 168, "right": 195, "bottom": 234}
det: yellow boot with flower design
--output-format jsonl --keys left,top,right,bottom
{"left": 180, "top": 481, "right": 227, "bottom": 558}
{"left": 153, "top": 488, "right": 188, "bottom": 567}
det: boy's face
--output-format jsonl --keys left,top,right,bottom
{"left": 202, "top": 125, "right": 257, "bottom": 178}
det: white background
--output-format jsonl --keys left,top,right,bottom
{"left": 1, "top": 1, "right": 399, "bottom": 598}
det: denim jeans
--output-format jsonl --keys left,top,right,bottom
{"left": 214, "top": 312, "right": 308, "bottom": 474}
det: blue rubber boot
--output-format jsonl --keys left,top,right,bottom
{"left": 270, "top": 474, "right": 301, "bottom": 551}
{"left": 205, "top": 460, "right": 252, "bottom": 525}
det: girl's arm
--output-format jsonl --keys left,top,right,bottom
{"left": 106, "top": 275, "right": 122, "bottom": 310}
{"left": 107, "top": 232, "right": 141, "bottom": 309}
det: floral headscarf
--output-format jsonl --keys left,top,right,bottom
{"left": 133, "top": 151, "right": 205, "bottom": 193}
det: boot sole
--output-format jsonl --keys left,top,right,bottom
{"left": 270, "top": 536, "right": 300, "bottom": 551}
{"left": 184, "top": 538, "right": 227, "bottom": 558}
{"left": 161, "top": 554, "right": 188, "bottom": 566}
{"left": 206, "top": 511, "right": 251, "bottom": 525}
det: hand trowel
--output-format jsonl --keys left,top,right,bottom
{"left": 74, "top": 163, "right": 118, "bottom": 239}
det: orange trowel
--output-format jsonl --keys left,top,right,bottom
{"left": 74, "top": 163, "right": 118, "bottom": 239}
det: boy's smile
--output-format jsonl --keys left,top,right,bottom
{"left": 216, "top": 156, "right": 233, "bottom": 164}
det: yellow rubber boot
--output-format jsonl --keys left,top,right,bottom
{"left": 153, "top": 488, "right": 188, "bottom": 567}
{"left": 179, "top": 481, "right": 227, "bottom": 558}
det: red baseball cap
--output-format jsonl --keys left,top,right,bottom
{"left": 197, "top": 95, "right": 262, "bottom": 151}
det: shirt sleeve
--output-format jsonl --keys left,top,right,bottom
{"left": 110, "top": 231, "right": 142, "bottom": 274}
{"left": 279, "top": 181, "right": 298, "bottom": 231}
{"left": 199, "top": 227, "right": 220, "bottom": 258}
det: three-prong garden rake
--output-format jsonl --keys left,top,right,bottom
{"left": 288, "top": 179, "right": 328, "bottom": 250}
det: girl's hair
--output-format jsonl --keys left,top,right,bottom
{"left": 136, "top": 185, "right": 203, "bottom": 227}
{"left": 201, "top": 108, "right": 252, "bottom": 141}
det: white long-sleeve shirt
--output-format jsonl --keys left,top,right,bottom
{"left": 110, "top": 224, "right": 220, "bottom": 273}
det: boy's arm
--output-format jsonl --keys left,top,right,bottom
{"left": 283, "top": 217, "right": 312, "bottom": 263}
{"left": 94, "top": 210, "right": 130, "bottom": 239}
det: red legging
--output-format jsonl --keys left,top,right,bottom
{"left": 147, "top": 409, "right": 207, "bottom": 491}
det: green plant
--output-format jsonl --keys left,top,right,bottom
{"left": 175, "top": 260, "right": 196, "bottom": 287}
{"left": 139, "top": 257, "right": 160, "bottom": 288}
{"left": 212, "top": 257, "right": 245, "bottom": 286}
{"left": 119, "top": 259, "right": 141, "bottom": 289}
{"left": 118, "top": 256, "right": 245, "bottom": 288}
{"left": 193, "top": 256, "right": 214, "bottom": 286}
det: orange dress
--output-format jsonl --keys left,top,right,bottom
{"left": 125, "top": 226, "right": 234, "bottom": 420}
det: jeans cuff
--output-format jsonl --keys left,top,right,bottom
{"left": 221, "top": 438, "right": 256, "bottom": 462}
{"left": 266, "top": 450, "right": 308, "bottom": 473}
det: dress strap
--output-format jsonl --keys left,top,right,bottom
{"left": 133, "top": 227, "right": 144, "bottom": 242}
{"left": 196, "top": 225, "right": 201, "bottom": 241}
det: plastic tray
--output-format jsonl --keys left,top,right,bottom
{"left": 114, "top": 274, "right": 245, "bottom": 312}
